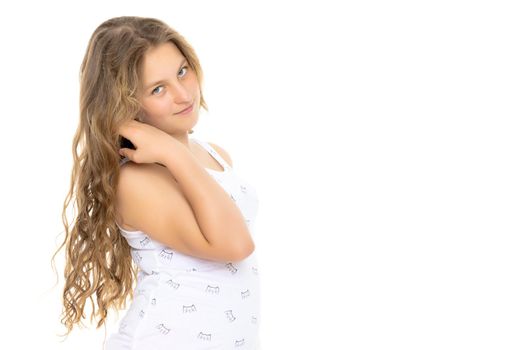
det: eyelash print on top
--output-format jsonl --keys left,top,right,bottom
{"left": 151, "top": 65, "right": 189, "bottom": 95}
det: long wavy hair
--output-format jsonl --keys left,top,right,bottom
{"left": 51, "top": 16, "right": 209, "bottom": 338}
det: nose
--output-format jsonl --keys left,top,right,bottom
{"left": 170, "top": 82, "right": 192, "bottom": 104}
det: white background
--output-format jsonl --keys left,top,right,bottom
{"left": 0, "top": 0, "right": 524, "bottom": 349}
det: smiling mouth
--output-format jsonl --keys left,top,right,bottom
{"left": 175, "top": 104, "right": 193, "bottom": 114}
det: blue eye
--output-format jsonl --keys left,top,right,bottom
{"left": 151, "top": 66, "right": 189, "bottom": 95}
{"left": 152, "top": 86, "right": 163, "bottom": 95}
{"left": 179, "top": 65, "right": 188, "bottom": 77}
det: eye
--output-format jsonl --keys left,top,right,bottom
{"left": 179, "top": 65, "right": 189, "bottom": 78}
{"left": 151, "top": 66, "right": 190, "bottom": 95}
{"left": 152, "top": 85, "right": 164, "bottom": 95}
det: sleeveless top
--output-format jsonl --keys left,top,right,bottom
{"left": 104, "top": 137, "right": 262, "bottom": 350}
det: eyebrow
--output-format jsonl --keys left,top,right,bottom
{"left": 144, "top": 58, "right": 188, "bottom": 90}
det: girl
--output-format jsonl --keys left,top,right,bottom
{"left": 53, "top": 16, "right": 262, "bottom": 349}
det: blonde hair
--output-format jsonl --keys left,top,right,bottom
{"left": 51, "top": 16, "right": 208, "bottom": 337}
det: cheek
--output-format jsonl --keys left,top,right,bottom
{"left": 147, "top": 98, "right": 172, "bottom": 115}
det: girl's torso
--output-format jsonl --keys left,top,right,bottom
{"left": 105, "top": 137, "right": 261, "bottom": 349}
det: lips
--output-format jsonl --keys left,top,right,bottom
{"left": 176, "top": 104, "right": 193, "bottom": 114}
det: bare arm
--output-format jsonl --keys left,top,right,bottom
{"left": 117, "top": 120, "right": 254, "bottom": 261}
{"left": 164, "top": 143, "right": 254, "bottom": 257}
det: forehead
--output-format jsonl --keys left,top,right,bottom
{"left": 141, "top": 42, "right": 184, "bottom": 77}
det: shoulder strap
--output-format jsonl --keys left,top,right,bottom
{"left": 192, "top": 138, "right": 231, "bottom": 170}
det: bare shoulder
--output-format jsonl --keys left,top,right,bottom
{"left": 115, "top": 162, "right": 170, "bottom": 228}
{"left": 207, "top": 141, "right": 233, "bottom": 168}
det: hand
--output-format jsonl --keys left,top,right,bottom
{"left": 118, "top": 120, "right": 180, "bottom": 165}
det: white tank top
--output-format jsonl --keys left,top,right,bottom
{"left": 104, "top": 137, "right": 262, "bottom": 349}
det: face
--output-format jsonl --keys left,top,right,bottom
{"left": 138, "top": 42, "right": 200, "bottom": 138}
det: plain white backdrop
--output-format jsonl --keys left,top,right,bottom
{"left": 0, "top": 0, "right": 524, "bottom": 349}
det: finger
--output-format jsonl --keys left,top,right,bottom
{"left": 119, "top": 148, "right": 130, "bottom": 158}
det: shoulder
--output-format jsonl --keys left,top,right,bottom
{"left": 115, "top": 161, "right": 181, "bottom": 229}
{"left": 207, "top": 141, "right": 233, "bottom": 168}
{"left": 116, "top": 161, "right": 172, "bottom": 200}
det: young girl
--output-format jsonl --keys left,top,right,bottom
{"left": 54, "top": 16, "right": 262, "bottom": 349}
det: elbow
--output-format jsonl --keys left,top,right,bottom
{"left": 232, "top": 240, "right": 255, "bottom": 261}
